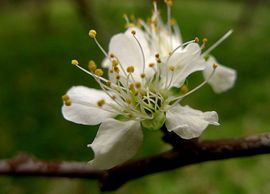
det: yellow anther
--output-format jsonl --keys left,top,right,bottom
{"left": 88, "top": 60, "right": 97, "bottom": 72}
{"left": 113, "top": 66, "right": 120, "bottom": 73}
{"left": 95, "top": 69, "right": 104, "bottom": 77}
{"left": 164, "top": 0, "right": 173, "bottom": 6}
{"left": 97, "top": 99, "right": 105, "bottom": 107}
{"left": 64, "top": 99, "right": 72, "bottom": 106}
{"left": 127, "top": 66, "right": 135, "bottom": 73}
{"left": 116, "top": 75, "right": 121, "bottom": 80}
{"left": 140, "top": 73, "right": 146, "bottom": 79}
{"left": 62, "top": 95, "right": 69, "bottom": 101}
{"left": 194, "top": 37, "right": 200, "bottom": 43}
{"left": 180, "top": 84, "right": 189, "bottom": 94}
{"left": 213, "top": 63, "right": 218, "bottom": 69}
{"left": 135, "top": 82, "right": 141, "bottom": 89}
{"left": 170, "top": 18, "right": 177, "bottom": 25}
{"left": 106, "top": 81, "right": 112, "bottom": 87}
{"left": 149, "top": 63, "right": 155, "bottom": 68}
{"left": 89, "top": 29, "right": 97, "bottom": 38}
{"left": 129, "top": 83, "right": 135, "bottom": 91}
{"left": 203, "top": 38, "right": 208, "bottom": 43}
{"left": 125, "top": 23, "right": 136, "bottom": 29}
{"left": 131, "top": 30, "right": 136, "bottom": 35}
{"left": 71, "top": 59, "right": 79, "bottom": 66}
{"left": 112, "top": 59, "right": 119, "bottom": 67}
{"left": 109, "top": 69, "right": 114, "bottom": 74}
{"left": 169, "top": 65, "right": 175, "bottom": 72}
{"left": 111, "top": 95, "right": 116, "bottom": 100}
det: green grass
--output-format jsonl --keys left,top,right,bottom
{"left": 0, "top": 0, "right": 270, "bottom": 193}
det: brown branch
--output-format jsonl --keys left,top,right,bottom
{"left": 1, "top": 133, "right": 270, "bottom": 192}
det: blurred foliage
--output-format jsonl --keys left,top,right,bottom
{"left": 0, "top": 0, "right": 269, "bottom": 193}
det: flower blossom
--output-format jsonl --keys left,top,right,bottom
{"left": 61, "top": 1, "right": 236, "bottom": 170}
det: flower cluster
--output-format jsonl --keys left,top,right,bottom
{"left": 62, "top": 1, "right": 236, "bottom": 169}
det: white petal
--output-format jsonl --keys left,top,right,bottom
{"left": 101, "top": 57, "right": 111, "bottom": 68}
{"left": 165, "top": 105, "right": 219, "bottom": 139}
{"left": 88, "top": 118, "right": 143, "bottom": 169}
{"left": 108, "top": 32, "right": 153, "bottom": 81}
{"left": 203, "top": 56, "right": 237, "bottom": 93}
{"left": 62, "top": 86, "right": 116, "bottom": 125}
{"left": 161, "top": 43, "right": 206, "bottom": 87}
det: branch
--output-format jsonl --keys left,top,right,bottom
{"left": 0, "top": 133, "right": 270, "bottom": 192}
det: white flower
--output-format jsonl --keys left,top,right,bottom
{"left": 122, "top": 1, "right": 236, "bottom": 93}
{"left": 62, "top": 2, "right": 225, "bottom": 170}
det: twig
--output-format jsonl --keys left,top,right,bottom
{"left": 0, "top": 133, "right": 270, "bottom": 191}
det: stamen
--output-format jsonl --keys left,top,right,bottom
{"left": 180, "top": 84, "right": 189, "bottom": 94}
{"left": 62, "top": 95, "right": 72, "bottom": 106}
{"left": 71, "top": 59, "right": 79, "bottom": 66}
{"left": 88, "top": 60, "right": 97, "bottom": 72}
{"left": 135, "top": 82, "right": 141, "bottom": 89}
{"left": 167, "top": 64, "right": 218, "bottom": 109}
{"left": 64, "top": 99, "right": 72, "bottom": 106}
{"left": 203, "top": 29, "right": 233, "bottom": 56}
{"left": 88, "top": 30, "right": 96, "bottom": 38}
{"left": 194, "top": 37, "right": 200, "bottom": 43}
{"left": 89, "top": 29, "right": 109, "bottom": 58}
{"left": 140, "top": 73, "right": 146, "bottom": 79}
{"left": 149, "top": 63, "right": 155, "bottom": 68}
{"left": 127, "top": 66, "right": 135, "bottom": 73}
{"left": 131, "top": 31, "right": 146, "bottom": 75}
{"left": 95, "top": 69, "right": 104, "bottom": 77}
{"left": 97, "top": 99, "right": 105, "bottom": 107}
{"left": 165, "top": 0, "right": 173, "bottom": 49}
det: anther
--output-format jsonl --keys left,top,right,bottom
{"left": 170, "top": 18, "right": 176, "bottom": 25}
{"left": 131, "top": 30, "right": 136, "bottom": 35}
{"left": 194, "top": 37, "right": 200, "bottom": 43}
{"left": 64, "top": 99, "right": 72, "bottom": 106}
{"left": 112, "top": 59, "right": 119, "bottom": 67}
{"left": 116, "top": 75, "right": 121, "bottom": 80}
{"left": 71, "top": 59, "right": 79, "bottom": 66}
{"left": 106, "top": 80, "right": 112, "bottom": 87}
{"left": 135, "top": 82, "right": 141, "bottom": 89}
{"left": 140, "top": 73, "right": 146, "bottom": 79}
{"left": 97, "top": 99, "right": 105, "bottom": 107}
{"left": 164, "top": 0, "right": 173, "bottom": 6}
{"left": 155, "top": 53, "right": 160, "bottom": 58}
{"left": 111, "top": 95, "right": 116, "bottom": 100}
{"left": 88, "top": 60, "right": 97, "bottom": 72}
{"left": 203, "top": 38, "right": 208, "bottom": 43}
{"left": 62, "top": 95, "right": 69, "bottom": 101}
{"left": 113, "top": 66, "right": 120, "bottom": 73}
{"left": 129, "top": 83, "right": 135, "bottom": 91}
{"left": 169, "top": 65, "right": 175, "bottom": 72}
{"left": 149, "top": 63, "right": 155, "bottom": 68}
{"left": 95, "top": 69, "right": 104, "bottom": 77}
{"left": 180, "top": 84, "right": 189, "bottom": 94}
{"left": 127, "top": 66, "right": 135, "bottom": 73}
{"left": 89, "top": 29, "right": 97, "bottom": 38}
{"left": 213, "top": 63, "right": 218, "bottom": 69}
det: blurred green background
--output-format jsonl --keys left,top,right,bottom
{"left": 0, "top": 0, "right": 270, "bottom": 193}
